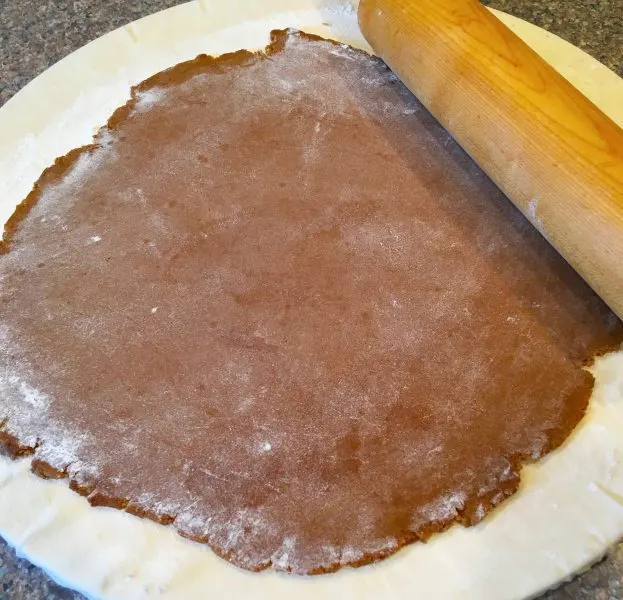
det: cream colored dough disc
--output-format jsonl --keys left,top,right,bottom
{"left": 1, "top": 1, "right": 622, "bottom": 599}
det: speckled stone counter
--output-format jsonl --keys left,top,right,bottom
{"left": 0, "top": 1, "right": 622, "bottom": 598}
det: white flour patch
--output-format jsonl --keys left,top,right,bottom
{"left": 133, "top": 87, "right": 168, "bottom": 112}
{"left": 271, "top": 535, "right": 296, "bottom": 570}
{"left": 324, "top": 0, "right": 357, "bottom": 18}
{"left": 34, "top": 425, "right": 91, "bottom": 472}
{"left": 27, "top": 132, "right": 117, "bottom": 225}
{"left": 0, "top": 374, "right": 49, "bottom": 410}
{"left": 17, "top": 380, "right": 49, "bottom": 409}
{"left": 527, "top": 197, "right": 544, "bottom": 231}
{"left": 418, "top": 492, "right": 467, "bottom": 523}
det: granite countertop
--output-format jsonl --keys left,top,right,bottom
{"left": 0, "top": 0, "right": 622, "bottom": 598}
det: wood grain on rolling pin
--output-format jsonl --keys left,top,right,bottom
{"left": 359, "top": 0, "right": 623, "bottom": 319}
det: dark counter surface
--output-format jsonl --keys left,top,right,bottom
{"left": 1, "top": 0, "right": 621, "bottom": 598}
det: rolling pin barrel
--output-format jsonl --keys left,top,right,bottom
{"left": 358, "top": 0, "right": 623, "bottom": 320}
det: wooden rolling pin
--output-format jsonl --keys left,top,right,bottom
{"left": 358, "top": 0, "right": 623, "bottom": 320}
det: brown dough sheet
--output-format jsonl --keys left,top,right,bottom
{"left": 0, "top": 30, "right": 621, "bottom": 574}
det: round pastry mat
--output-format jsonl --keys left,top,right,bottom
{"left": 1, "top": 1, "right": 622, "bottom": 599}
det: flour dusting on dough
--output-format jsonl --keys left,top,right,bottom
{"left": 0, "top": 30, "right": 620, "bottom": 577}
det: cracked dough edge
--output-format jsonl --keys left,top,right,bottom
{"left": 1, "top": 1, "right": 622, "bottom": 599}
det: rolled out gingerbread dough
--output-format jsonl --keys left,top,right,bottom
{"left": 1, "top": 1, "right": 622, "bottom": 599}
